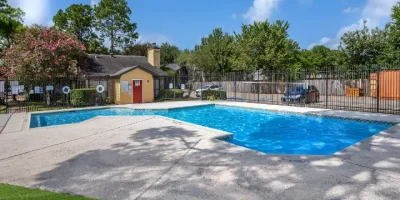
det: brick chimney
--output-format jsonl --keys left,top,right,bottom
{"left": 148, "top": 43, "right": 160, "bottom": 67}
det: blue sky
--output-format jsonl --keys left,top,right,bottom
{"left": 9, "top": 0, "right": 399, "bottom": 50}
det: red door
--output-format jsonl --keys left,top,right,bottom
{"left": 133, "top": 80, "right": 142, "bottom": 103}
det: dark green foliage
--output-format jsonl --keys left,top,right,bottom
{"left": 202, "top": 90, "right": 227, "bottom": 100}
{"left": 70, "top": 88, "right": 96, "bottom": 106}
{"left": 339, "top": 20, "right": 386, "bottom": 66}
{"left": 53, "top": 4, "right": 107, "bottom": 54}
{"left": 124, "top": 42, "right": 152, "bottom": 56}
{"left": 382, "top": 2, "right": 400, "bottom": 65}
{"left": 160, "top": 42, "right": 180, "bottom": 65}
{"left": 94, "top": 0, "right": 139, "bottom": 54}
{"left": 233, "top": 20, "right": 299, "bottom": 72}
{"left": 195, "top": 28, "right": 235, "bottom": 73}
{"left": 0, "top": 0, "right": 24, "bottom": 50}
{"left": 160, "top": 66, "right": 176, "bottom": 76}
{"left": 53, "top": 4, "right": 93, "bottom": 42}
{"left": 160, "top": 89, "right": 183, "bottom": 99}
{"left": 297, "top": 45, "right": 339, "bottom": 72}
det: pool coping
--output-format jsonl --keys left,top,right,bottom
{"left": 23, "top": 115, "right": 233, "bottom": 142}
{"left": 215, "top": 101, "right": 400, "bottom": 124}
{"left": 19, "top": 101, "right": 400, "bottom": 158}
{"left": 25, "top": 101, "right": 400, "bottom": 129}
{"left": 23, "top": 103, "right": 215, "bottom": 131}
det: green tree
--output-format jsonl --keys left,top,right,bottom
{"left": 176, "top": 49, "right": 200, "bottom": 76}
{"left": 0, "top": 0, "right": 7, "bottom": 10}
{"left": 123, "top": 42, "right": 152, "bottom": 56}
{"left": 195, "top": 28, "right": 235, "bottom": 73}
{"left": 339, "top": 20, "right": 386, "bottom": 67}
{"left": 160, "top": 42, "right": 180, "bottom": 65}
{"left": 0, "top": 0, "right": 25, "bottom": 50}
{"left": 176, "top": 49, "right": 195, "bottom": 68}
{"left": 176, "top": 49, "right": 200, "bottom": 95}
{"left": 53, "top": 4, "right": 106, "bottom": 54}
{"left": 94, "top": 0, "right": 139, "bottom": 54}
{"left": 382, "top": 2, "right": 400, "bottom": 65}
{"left": 297, "top": 45, "right": 337, "bottom": 71}
{"left": 232, "top": 20, "right": 299, "bottom": 72}
{"left": 53, "top": 4, "right": 93, "bottom": 42}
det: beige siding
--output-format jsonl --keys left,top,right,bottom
{"left": 114, "top": 79, "right": 121, "bottom": 104}
{"left": 119, "top": 68, "right": 154, "bottom": 104}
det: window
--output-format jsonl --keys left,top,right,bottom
{"left": 154, "top": 79, "right": 160, "bottom": 98}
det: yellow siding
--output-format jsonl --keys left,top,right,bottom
{"left": 119, "top": 68, "right": 154, "bottom": 104}
{"left": 114, "top": 79, "right": 121, "bottom": 104}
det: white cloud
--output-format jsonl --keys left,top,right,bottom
{"left": 309, "top": 0, "right": 398, "bottom": 49}
{"left": 90, "top": 0, "right": 100, "bottom": 7}
{"left": 362, "top": 0, "right": 397, "bottom": 20}
{"left": 243, "top": 0, "right": 283, "bottom": 23}
{"left": 137, "top": 33, "right": 173, "bottom": 45}
{"left": 232, "top": 14, "right": 237, "bottom": 19}
{"left": 343, "top": 7, "right": 360, "bottom": 14}
{"left": 308, "top": 37, "right": 336, "bottom": 49}
{"left": 9, "top": 0, "right": 50, "bottom": 25}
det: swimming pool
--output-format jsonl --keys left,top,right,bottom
{"left": 30, "top": 105, "right": 392, "bottom": 155}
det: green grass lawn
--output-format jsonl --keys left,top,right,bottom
{"left": 0, "top": 184, "right": 96, "bottom": 200}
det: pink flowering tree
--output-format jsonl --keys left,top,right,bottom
{"left": 1, "top": 25, "right": 87, "bottom": 103}
{"left": 1, "top": 25, "right": 86, "bottom": 82}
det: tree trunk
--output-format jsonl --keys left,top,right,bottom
{"left": 110, "top": 18, "right": 115, "bottom": 54}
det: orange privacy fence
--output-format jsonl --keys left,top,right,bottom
{"left": 370, "top": 71, "right": 400, "bottom": 99}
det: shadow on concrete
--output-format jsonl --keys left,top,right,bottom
{"left": 33, "top": 126, "right": 200, "bottom": 200}
{"left": 33, "top": 123, "right": 400, "bottom": 200}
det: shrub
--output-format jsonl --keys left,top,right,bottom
{"left": 207, "top": 95, "right": 216, "bottom": 100}
{"left": 202, "top": 90, "right": 227, "bottom": 100}
{"left": 28, "top": 94, "right": 44, "bottom": 102}
{"left": 160, "top": 89, "right": 183, "bottom": 99}
{"left": 105, "top": 97, "right": 114, "bottom": 104}
{"left": 70, "top": 88, "right": 96, "bottom": 106}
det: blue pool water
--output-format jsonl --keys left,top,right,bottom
{"left": 30, "top": 105, "right": 391, "bottom": 155}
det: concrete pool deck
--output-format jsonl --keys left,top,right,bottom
{"left": 1, "top": 101, "right": 400, "bottom": 199}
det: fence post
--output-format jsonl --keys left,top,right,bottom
{"left": 219, "top": 73, "right": 222, "bottom": 100}
{"left": 173, "top": 75, "right": 176, "bottom": 99}
{"left": 234, "top": 73, "right": 237, "bottom": 101}
{"left": 286, "top": 69, "right": 289, "bottom": 106}
{"left": 325, "top": 69, "right": 329, "bottom": 109}
{"left": 257, "top": 70, "right": 260, "bottom": 103}
{"left": 200, "top": 73, "right": 203, "bottom": 100}
{"left": 376, "top": 65, "right": 380, "bottom": 113}
{"left": 5, "top": 79, "right": 8, "bottom": 114}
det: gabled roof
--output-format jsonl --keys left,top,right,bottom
{"left": 110, "top": 65, "right": 165, "bottom": 77}
{"left": 85, "top": 54, "right": 168, "bottom": 77}
{"left": 165, "top": 63, "right": 181, "bottom": 71}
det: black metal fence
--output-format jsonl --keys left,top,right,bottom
{"left": 1, "top": 67, "right": 399, "bottom": 115}
{"left": 0, "top": 78, "right": 111, "bottom": 114}
{"left": 158, "top": 66, "right": 400, "bottom": 114}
